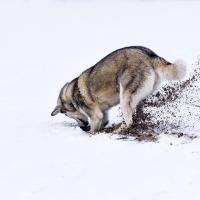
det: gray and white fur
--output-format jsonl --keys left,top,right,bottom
{"left": 51, "top": 46, "right": 186, "bottom": 132}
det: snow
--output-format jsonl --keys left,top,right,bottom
{"left": 0, "top": 0, "right": 200, "bottom": 200}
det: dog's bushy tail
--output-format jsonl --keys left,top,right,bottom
{"left": 156, "top": 59, "right": 187, "bottom": 81}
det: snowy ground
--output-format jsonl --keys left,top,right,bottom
{"left": 1, "top": 0, "right": 200, "bottom": 200}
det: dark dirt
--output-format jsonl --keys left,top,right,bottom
{"left": 100, "top": 58, "right": 200, "bottom": 142}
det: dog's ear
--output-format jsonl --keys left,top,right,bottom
{"left": 51, "top": 105, "right": 61, "bottom": 116}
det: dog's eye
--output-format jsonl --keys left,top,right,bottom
{"left": 62, "top": 102, "right": 76, "bottom": 112}
{"left": 69, "top": 103, "right": 74, "bottom": 108}
{"left": 60, "top": 108, "right": 67, "bottom": 113}
{"left": 67, "top": 103, "right": 76, "bottom": 112}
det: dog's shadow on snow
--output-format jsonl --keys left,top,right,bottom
{"left": 62, "top": 121, "right": 78, "bottom": 128}
{"left": 49, "top": 121, "right": 79, "bottom": 132}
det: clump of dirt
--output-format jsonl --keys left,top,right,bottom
{"left": 102, "top": 58, "right": 200, "bottom": 142}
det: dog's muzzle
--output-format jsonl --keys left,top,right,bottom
{"left": 79, "top": 119, "right": 90, "bottom": 132}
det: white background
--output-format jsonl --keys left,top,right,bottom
{"left": 0, "top": 1, "right": 200, "bottom": 199}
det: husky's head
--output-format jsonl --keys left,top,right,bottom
{"left": 51, "top": 83, "right": 90, "bottom": 131}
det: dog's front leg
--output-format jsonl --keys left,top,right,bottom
{"left": 90, "top": 118, "right": 103, "bottom": 132}
{"left": 90, "top": 109, "right": 104, "bottom": 132}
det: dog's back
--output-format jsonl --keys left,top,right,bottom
{"left": 78, "top": 46, "right": 186, "bottom": 107}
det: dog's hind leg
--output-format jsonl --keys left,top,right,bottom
{"left": 130, "top": 70, "right": 155, "bottom": 123}
{"left": 120, "top": 69, "right": 156, "bottom": 127}
{"left": 120, "top": 83, "right": 133, "bottom": 126}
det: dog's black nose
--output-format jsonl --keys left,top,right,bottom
{"left": 80, "top": 125, "right": 91, "bottom": 132}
